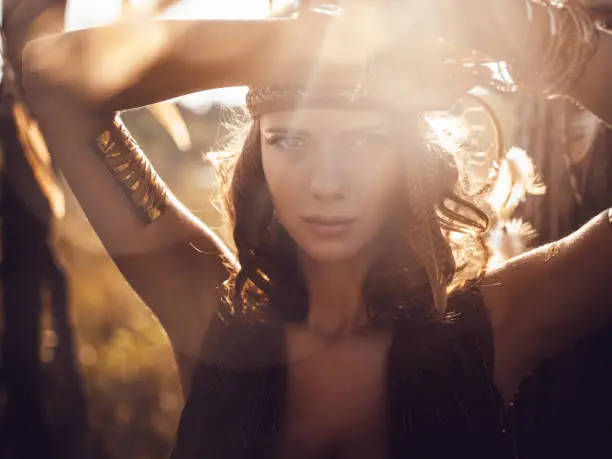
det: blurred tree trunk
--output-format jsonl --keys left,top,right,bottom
{"left": 0, "top": 110, "right": 54, "bottom": 459}
{"left": 0, "top": 1, "right": 88, "bottom": 459}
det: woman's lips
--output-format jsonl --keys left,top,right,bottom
{"left": 302, "top": 216, "right": 357, "bottom": 238}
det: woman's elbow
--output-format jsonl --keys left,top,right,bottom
{"left": 22, "top": 37, "right": 63, "bottom": 94}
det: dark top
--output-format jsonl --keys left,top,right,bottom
{"left": 170, "top": 288, "right": 512, "bottom": 459}
{"left": 515, "top": 111, "right": 612, "bottom": 457}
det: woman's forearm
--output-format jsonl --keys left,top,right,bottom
{"left": 22, "top": 18, "right": 364, "bottom": 111}
{"left": 510, "top": 2, "right": 612, "bottom": 125}
{"left": 110, "top": 20, "right": 306, "bottom": 110}
{"left": 23, "top": 19, "right": 271, "bottom": 110}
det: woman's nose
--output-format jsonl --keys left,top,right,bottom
{"left": 308, "top": 147, "right": 347, "bottom": 201}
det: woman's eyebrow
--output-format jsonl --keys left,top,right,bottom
{"left": 263, "top": 125, "right": 388, "bottom": 137}
{"left": 263, "top": 128, "right": 311, "bottom": 137}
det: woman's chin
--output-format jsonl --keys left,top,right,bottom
{"left": 299, "top": 240, "right": 363, "bottom": 264}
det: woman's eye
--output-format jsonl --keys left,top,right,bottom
{"left": 266, "top": 135, "right": 307, "bottom": 150}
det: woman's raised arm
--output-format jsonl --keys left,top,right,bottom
{"left": 22, "top": 17, "right": 370, "bottom": 110}
{"left": 19, "top": 18, "right": 317, "bottom": 390}
{"left": 21, "top": 58, "right": 230, "bottom": 394}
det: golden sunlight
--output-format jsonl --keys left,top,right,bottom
{"left": 66, "top": 0, "right": 271, "bottom": 30}
{"left": 160, "top": 0, "right": 270, "bottom": 20}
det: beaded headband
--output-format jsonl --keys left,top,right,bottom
{"left": 246, "top": 81, "right": 377, "bottom": 118}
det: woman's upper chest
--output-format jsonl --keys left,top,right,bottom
{"left": 278, "top": 327, "right": 393, "bottom": 457}
{"left": 172, "top": 299, "right": 507, "bottom": 459}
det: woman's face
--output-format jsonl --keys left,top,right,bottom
{"left": 260, "top": 108, "right": 404, "bottom": 264}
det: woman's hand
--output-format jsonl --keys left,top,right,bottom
{"left": 377, "top": 0, "right": 530, "bottom": 59}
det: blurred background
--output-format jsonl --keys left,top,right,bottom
{"left": 0, "top": 1, "right": 610, "bottom": 459}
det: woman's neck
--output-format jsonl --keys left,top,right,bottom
{"left": 299, "top": 252, "right": 373, "bottom": 337}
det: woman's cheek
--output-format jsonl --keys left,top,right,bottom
{"left": 264, "top": 161, "right": 306, "bottom": 223}
{"left": 361, "top": 151, "right": 403, "bottom": 206}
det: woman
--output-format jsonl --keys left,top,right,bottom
{"left": 20, "top": 1, "right": 612, "bottom": 458}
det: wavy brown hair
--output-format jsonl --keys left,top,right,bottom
{"left": 214, "top": 112, "right": 490, "bottom": 325}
